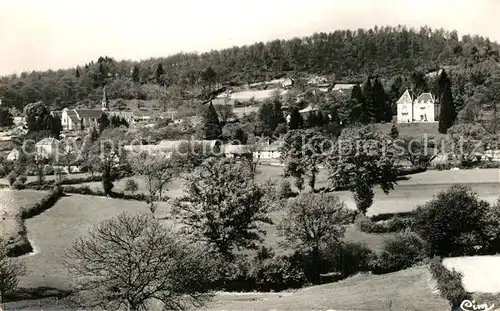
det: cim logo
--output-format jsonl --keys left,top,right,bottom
{"left": 460, "top": 299, "right": 496, "bottom": 311}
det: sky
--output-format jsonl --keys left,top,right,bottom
{"left": 0, "top": 0, "right": 499, "bottom": 75}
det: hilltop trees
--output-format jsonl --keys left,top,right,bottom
{"left": 438, "top": 69, "right": 457, "bottom": 133}
{"left": 65, "top": 212, "right": 212, "bottom": 311}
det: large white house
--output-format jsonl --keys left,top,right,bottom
{"left": 397, "top": 90, "right": 438, "bottom": 123}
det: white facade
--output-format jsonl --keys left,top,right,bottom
{"left": 396, "top": 90, "right": 413, "bottom": 123}
{"left": 35, "top": 138, "right": 60, "bottom": 159}
{"left": 397, "top": 90, "right": 438, "bottom": 123}
{"left": 413, "top": 93, "right": 438, "bottom": 122}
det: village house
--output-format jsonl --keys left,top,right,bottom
{"left": 331, "top": 83, "right": 357, "bottom": 97}
{"left": 253, "top": 140, "right": 284, "bottom": 160}
{"left": 223, "top": 144, "right": 253, "bottom": 160}
{"left": 124, "top": 140, "right": 222, "bottom": 158}
{"left": 397, "top": 89, "right": 438, "bottom": 123}
{"left": 35, "top": 137, "right": 60, "bottom": 159}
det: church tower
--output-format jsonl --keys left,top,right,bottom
{"left": 102, "top": 87, "right": 109, "bottom": 111}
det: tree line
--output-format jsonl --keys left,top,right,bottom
{"left": 1, "top": 26, "right": 498, "bottom": 112}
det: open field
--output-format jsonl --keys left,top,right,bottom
{"left": 375, "top": 121, "right": 446, "bottom": 139}
{"left": 0, "top": 173, "right": 91, "bottom": 185}
{"left": 18, "top": 194, "right": 171, "bottom": 290}
{"left": 5, "top": 266, "right": 449, "bottom": 310}
{"left": 6, "top": 168, "right": 500, "bottom": 308}
{"left": 82, "top": 167, "right": 500, "bottom": 217}
{"left": 200, "top": 266, "right": 449, "bottom": 311}
{"left": 17, "top": 193, "right": 387, "bottom": 289}
{"left": 0, "top": 190, "right": 50, "bottom": 251}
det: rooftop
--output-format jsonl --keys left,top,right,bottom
{"left": 415, "top": 93, "right": 435, "bottom": 102}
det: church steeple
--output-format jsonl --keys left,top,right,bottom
{"left": 102, "top": 87, "right": 109, "bottom": 111}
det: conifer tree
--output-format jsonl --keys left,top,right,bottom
{"left": 203, "top": 102, "right": 222, "bottom": 140}
{"left": 361, "top": 78, "right": 376, "bottom": 124}
{"left": 438, "top": 70, "right": 457, "bottom": 133}
{"left": 288, "top": 107, "right": 303, "bottom": 130}
{"left": 350, "top": 84, "right": 364, "bottom": 122}
{"left": 75, "top": 67, "right": 80, "bottom": 78}
{"left": 131, "top": 65, "right": 140, "bottom": 83}
{"left": 155, "top": 64, "right": 165, "bottom": 86}
{"left": 372, "top": 78, "right": 392, "bottom": 122}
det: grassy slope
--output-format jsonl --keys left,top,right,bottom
{"left": 6, "top": 266, "right": 450, "bottom": 311}
{"left": 0, "top": 190, "right": 49, "bottom": 251}
{"left": 19, "top": 195, "right": 165, "bottom": 289}
{"left": 201, "top": 266, "right": 449, "bottom": 311}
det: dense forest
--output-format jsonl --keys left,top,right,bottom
{"left": 0, "top": 25, "right": 499, "bottom": 115}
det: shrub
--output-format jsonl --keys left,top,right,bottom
{"left": 355, "top": 214, "right": 381, "bottom": 233}
{"left": 7, "top": 172, "right": 17, "bottom": 186}
{"left": 11, "top": 181, "right": 25, "bottom": 190}
{"left": 124, "top": 178, "right": 139, "bottom": 194}
{"left": 429, "top": 256, "right": 470, "bottom": 308}
{"left": 249, "top": 255, "right": 308, "bottom": 291}
{"left": 324, "top": 242, "right": 374, "bottom": 278}
{"left": 432, "top": 162, "right": 455, "bottom": 171}
{"left": 355, "top": 214, "right": 411, "bottom": 233}
{"left": 412, "top": 185, "right": 491, "bottom": 257}
{"left": 278, "top": 180, "right": 293, "bottom": 198}
{"left": 43, "top": 165, "right": 55, "bottom": 175}
{"left": 371, "top": 230, "right": 428, "bottom": 274}
{"left": 17, "top": 175, "right": 27, "bottom": 184}
{"left": 481, "top": 198, "right": 500, "bottom": 254}
{"left": 397, "top": 166, "right": 426, "bottom": 176}
{"left": 21, "top": 187, "right": 64, "bottom": 219}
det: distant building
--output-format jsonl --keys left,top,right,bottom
{"left": 396, "top": 90, "right": 438, "bottom": 123}
{"left": 124, "top": 140, "right": 222, "bottom": 158}
{"left": 396, "top": 90, "right": 413, "bottom": 123}
{"left": 413, "top": 93, "right": 438, "bottom": 122}
{"left": 223, "top": 144, "right": 253, "bottom": 160}
{"left": 35, "top": 137, "right": 60, "bottom": 159}
{"left": 7, "top": 148, "right": 20, "bottom": 161}
{"left": 253, "top": 140, "right": 284, "bottom": 160}
{"left": 331, "top": 84, "right": 357, "bottom": 97}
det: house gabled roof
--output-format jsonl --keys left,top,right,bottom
{"left": 332, "top": 84, "right": 356, "bottom": 91}
{"left": 415, "top": 93, "right": 435, "bottom": 102}
{"left": 223, "top": 144, "right": 253, "bottom": 154}
{"left": 299, "top": 105, "right": 319, "bottom": 114}
{"left": 397, "top": 90, "right": 413, "bottom": 104}
{"left": 75, "top": 109, "right": 103, "bottom": 119}
{"left": 50, "top": 111, "right": 62, "bottom": 118}
{"left": 36, "top": 137, "right": 59, "bottom": 146}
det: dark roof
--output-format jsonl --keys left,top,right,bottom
{"left": 415, "top": 93, "right": 435, "bottom": 102}
{"left": 65, "top": 109, "right": 79, "bottom": 123}
{"left": 75, "top": 109, "right": 103, "bottom": 119}
{"left": 50, "top": 111, "right": 62, "bottom": 118}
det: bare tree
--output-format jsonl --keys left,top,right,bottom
{"left": 0, "top": 239, "right": 26, "bottom": 308}
{"left": 129, "top": 151, "right": 175, "bottom": 214}
{"left": 214, "top": 104, "right": 236, "bottom": 124}
{"left": 64, "top": 212, "right": 213, "bottom": 311}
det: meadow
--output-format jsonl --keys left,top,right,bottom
{"left": 0, "top": 167, "right": 497, "bottom": 310}
{"left": 201, "top": 266, "right": 449, "bottom": 311}
{"left": 0, "top": 190, "right": 49, "bottom": 253}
